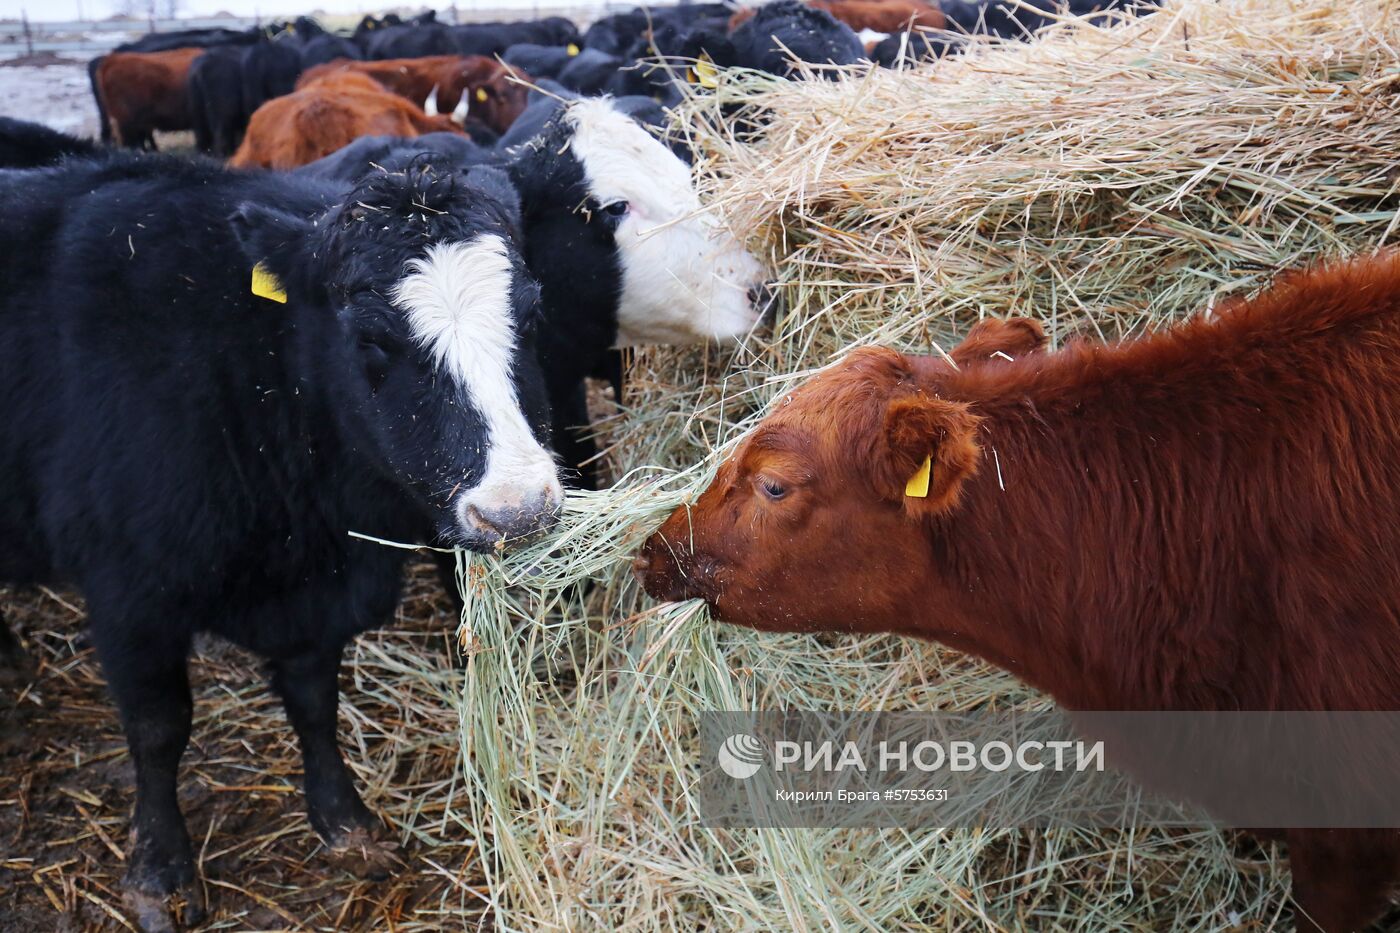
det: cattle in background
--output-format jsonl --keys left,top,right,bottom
{"left": 187, "top": 46, "right": 246, "bottom": 155}
{"left": 298, "top": 97, "right": 767, "bottom": 486}
{"left": 0, "top": 117, "right": 96, "bottom": 168}
{"left": 0, "top": 151, "right": 559, "bottom": 933}
{"left": 690, "top": 1, "right": 866, "bottom": 77}
{"left": 94, "top": 47, "right": 204, "bottom": 148}
{"left": 363, "top": 19, "right": 457, "bottom": 59}
{"left": 503, "top": 42, "right": 580, "bottom": 79}
{"left": 298, "top": 55, "right": 528, "bottom": 136}
{"left": 450, "top": 16, "right": 581, "bottom": 57}
{"left": 300, "top": 30, "right": 362, "bottom": 68}
{"left": 640, "top": 256, "right": 1400, "bottom": 933}
{"left": 88, "top": 27, "right": 259, "bottom": 144}
{"left": 232, "top": 73, "right": 463, "bottom": 169}
{"left": 557, "top": 48, "right": 627, "bottom": 95}
{"left": 813, "top": 0, "right": 945, "bottom": 32}
{"left": 240, "top": 35, "right": 304, "bottom": 122}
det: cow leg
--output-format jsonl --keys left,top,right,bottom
{"left": 268, "top": 646, "right": 397, "bottom": 880}
{"left": 1288, "top": 829, "right": 1400, "bottom": 932}
{"left": 91, "top": 623, "right": 202, "bottom": 933}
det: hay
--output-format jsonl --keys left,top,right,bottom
{"left": 456, "top": 0, "right": 1400, "bottom": 928}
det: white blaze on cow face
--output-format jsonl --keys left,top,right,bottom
{"left": 391, "top": 236, "right": 562, "bottom": 544}
{"left": 565, "top": 98, "right": 767, "bottom": 347}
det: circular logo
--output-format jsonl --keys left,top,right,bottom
{"left": 718, "top": 733, "right": 765, "bottom": 779}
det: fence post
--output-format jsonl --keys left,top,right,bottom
{"left": 21, "top": 9, "right": 34, "bottom": 57}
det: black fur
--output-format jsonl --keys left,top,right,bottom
{"left": 0, "top": 117, "right": 96, "bottom": 168}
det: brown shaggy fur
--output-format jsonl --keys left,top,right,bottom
{"left": 640, "top": 253, "right": 1400, "bottom": 932}
{"left": 230, "top": 73, "right": 464, "bottom": 170}
{"left": 296, "top": 55, "right": 528, "bottom": 135}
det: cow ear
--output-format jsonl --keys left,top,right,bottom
{"left": 230, "top": 203, "right": 313, "bottom": 300}
{"left": 877, "top": 393, "right": 981, "bottom": 515}
{"left": 950, "top": 317, "right": 1047, "bottom": 366}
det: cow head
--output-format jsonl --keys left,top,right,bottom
{"left": 637, "top": 321, "right": 1048, "bottom": 633}
{"left": 508, "top": 97, "right": 768, "bottom": 347}
{"left": 231, "top": 164, "right": 562, "bottom": 551}
{"left": 429, "top": 57, "right": 530, "bottom": 135}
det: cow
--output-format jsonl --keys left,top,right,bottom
{"left": 697, "top": 1, "right": 867, "bottom": 77}
{"left": 187, "top": 46, "right": 246, "bottom": 156}
{"left": 638, "top": 254, "right": 1400, "bottom": 933}
{"left": 300, "top": 31, "right": 363, "bottom": 68}
{"left": 556, "top": 48, "right": 627, "bottom": 95}
{"left": 503, "top": 42, "right": 582, "bottom": 79}
{"left": 449, "top": 16, "right": 582, "bottom": 57}
{"left": 298, "top": 97, "right": 768, "bottom": 487}
{"left": 93, "top": 47, "right": 204, "bottom": 149}
{"left": 240, "top": 34, "right": 304, "bottom": 121}
{"left": 231, "top": 73, "right": 463, "bottom": 170}
{"left": 0, "top": 116, "right": 96, "bottom": 168}
{"left": 363, "top": 20, "right": 457, "bottom": 59}
{"left": 298, "top": 55, "right": 528, "bottom": 136}
{"left": 0, "top": 150, "right": 560, "bottom": 933}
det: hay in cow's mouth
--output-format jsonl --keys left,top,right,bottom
{"left": 450, "top": 0, "right": 1398, "bottom": 927}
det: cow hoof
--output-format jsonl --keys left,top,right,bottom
{"left": 122, "top": 881, "right": 204, "bottom": 933}
{"left": 327, "top": 826, "right": 400, "bottom": 881}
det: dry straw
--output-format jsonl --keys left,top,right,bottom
{"left": 455, "top": 0, "right": 1400, "bottom": 927}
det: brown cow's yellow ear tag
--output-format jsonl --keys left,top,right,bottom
{"left": 475, "top": 87, "right": 488, "bottom": 103}
{"left": 566, "top": 42, "right": 580, "bottom": 56}
{"left": 905, "top": 455, "right": 932, "bottom": 498}
{"left": 251, "top": 262, "right": 287, "bottom": 304}
{"left": 692, "top": 55, "right": 719, "bottom": 89}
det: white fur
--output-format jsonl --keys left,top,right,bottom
{"left": 565, "top": 98, "right": 767, "bottom": 347}
{"left": 392, "top": 237, "right": 561, "bottom": 534}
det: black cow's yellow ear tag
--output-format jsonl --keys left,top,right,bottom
{"left": 691, "top": 55, "right": 719, "bottom": 89}
{"left": 251, "top": 262, "right": 287, "bottom": 304}
{"left": 905, "top": 455, "right": 932, "bottom": 498}
{"left": 566, "top": 42, "right": 580, "bottom": 56}
{"left": 475, "top": 87, "right": 488, "bottom": 103}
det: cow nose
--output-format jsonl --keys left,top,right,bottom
{"left": 748, "top": 281, "right": 782, "bottom": 325}
{"left": 457, "top": 494, "right": 562, "bottom": 552}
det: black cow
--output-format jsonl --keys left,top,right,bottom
{"left": 298, "top": 131, "right": 492, "bottom": 183}
{"left": 364, "top": 21, "right": 456, "bottom": 59}
{"left": 0, "top": 116, "right": 96, "bottom": 168}
{"left": 450, "top": 17, "right": 581, "bottom": 57}
{"left": 708, "top": 0, "right": 866, "bottom": 76}
{"left": 188, "top": 46, "right": 246, "bottom": 156}
{"left": 0, "top": 151, "right": 561, "bottom": 932}
{"left": 300, "top": 31, "right": 362, "bottom": 68}
{"left": 503, "top": 42, "right": 578, "bottom": 78}
{"left": 557, "top": 48, "right": 625, "bottom": 95}
{"left": 240, "top": 36, "right": 304, "bottom": 120}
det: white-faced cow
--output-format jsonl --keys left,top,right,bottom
{"left": 0, "top": 148, "right": 560, "bottom": 932}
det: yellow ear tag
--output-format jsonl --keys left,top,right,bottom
{"left": 566, "top": 42, "right": 580, "bottom": 56}
{"left": 693, "top": 56, "right": 719, "bottom": 89}
{"left": 475, "top": 87, "right": 488, "bottom": 103}
{"left": 251, "top": 262, "right": 287, "bottom": 304}
{"left": 905, "top": 455, "right": 932, "bottom": 498}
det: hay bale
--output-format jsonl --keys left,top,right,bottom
{"left": 454, "top": 0, "right": 1400, "bottom": 926}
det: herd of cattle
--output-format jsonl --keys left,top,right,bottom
{"left": 2, "top": 0, "right": 1393, "bottom": 931}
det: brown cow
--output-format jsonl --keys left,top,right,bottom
{"left": 94, "top": 47, "right": 203, "bottom": 149}
{"left": 639, "top": 253, "right": 1400, "bottom": 932}
{"left": 729, "top": 0, "right": 944, "bottom": 34}
{"left": 296, "top": 55, "right": 528, "bottom": 136}
{"left": 230, "top": 73, "right": 464, "bottom": 170}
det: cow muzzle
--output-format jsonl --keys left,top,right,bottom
{"left": 453, "top": 473, "right": 563, "bottom": 553}
{"left": 634, "top": 531, "right": 709, "bottom": 603}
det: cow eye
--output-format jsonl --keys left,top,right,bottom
{"left": 756, "top": 476, "right": 787, "bottom": 501}
{"left": 603, "top": 200, "right": 629, "bottom": 217}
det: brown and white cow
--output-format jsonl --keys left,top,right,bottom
{"left": 230, "top": 73, "right": 464, "bottom": 170}
{"left": 296, "top": 55, "right": 529, "bottom": 136}
{"left": 639, "top": 253, "right": 1400, "bottom": 932}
